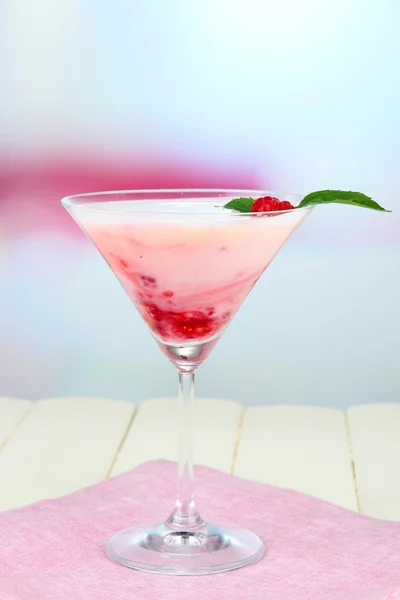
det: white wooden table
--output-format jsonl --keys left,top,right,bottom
{"left": 1, "top": 397, "right": 399, "bottom": 520}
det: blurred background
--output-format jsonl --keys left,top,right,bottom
{"left": 1, "top": 0, "right": 399, "bottom": 408}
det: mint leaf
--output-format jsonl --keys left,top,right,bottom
{"left": 223, "top": 197, "right": 254, "bottom": 212}
{"left": 297, "top": 190, "right": 390, "bottom": 212}
{"left": 222, "top": 190, "right": 391, "bottom": 214}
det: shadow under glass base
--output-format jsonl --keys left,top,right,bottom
{"left": 107, "top": 521, "right": 264, "bottom": 575}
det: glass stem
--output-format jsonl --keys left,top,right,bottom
{"left": 166, "top": 370, "right": 205, "bottom": 531}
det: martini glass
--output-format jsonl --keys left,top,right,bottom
{"left": 62, "top": 189, "right": 312, "bottom": 575}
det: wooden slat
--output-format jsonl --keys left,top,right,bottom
{"left": 111, "top": 397, "right": 243, "bottom": 476}
{"left": 347, "top": 404, "right": 400, "bottom": 520}
{"left": 0, "top": 397, "right": 135, "bottom": 510}
{"left": 234, "top": 405, "right": 358, "bottom": 511}
{"left": 3, "top": 397, "right": 399, "bottom": 520}
{"left": 0, "top": 397, "right": 32, "bottom": 451}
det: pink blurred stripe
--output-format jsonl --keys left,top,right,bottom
{"left": 0, "top": 157, "right": 398, "bottom": 245}
{"left": 0, "top": 156, "right": 259, "bottom": 237}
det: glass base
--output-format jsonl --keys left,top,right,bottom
{"left": 107, "top": 521, "right": 264, "bottom": 575}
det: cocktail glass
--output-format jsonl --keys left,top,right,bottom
{"left": 62, "top": 189, "right": 312, "bottom": 575}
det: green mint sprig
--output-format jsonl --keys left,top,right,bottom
{"left": 298, "top": 190, "right": 390, "bottom": 212}
{"left": 223, "top": 197, "right": 254, "bottom": 212}
{"left": 223, "top": 190, "right": 390, "bottom": 213}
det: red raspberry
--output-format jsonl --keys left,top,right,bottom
{"left": 279, "top": 200, "right": 295, "bottom": 210}
{"left": 140, "top": 300, "right": 229, "bottom": 342}
{"left": 139, "top": 274, "right": 158, "bottom": 289}
{"left": 251, "top": 196, "right": 279, "bottom": 212}
{"left": 251, "top": 196, "right": 294, "bottom": 213}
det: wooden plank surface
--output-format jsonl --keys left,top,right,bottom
{"left": 112, "top": 397, "right": 243, "bottom": 476}
{"left": 0, "top": 397, "right": 31, "bottom": 451}
{"left": 347, "top": 404, "right": 400, "bottom": 520}
{"left": 0, "top": 397, "right": 134, "bottom": 510}
{"left": 0, "top": 397, "right": 399, "bottom": 521}
{"left": 234, "top": 405, "right": 358, "bottom": 511}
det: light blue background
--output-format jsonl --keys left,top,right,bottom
{"left": 1, "top": 0, "right": 399, "bottom": 406}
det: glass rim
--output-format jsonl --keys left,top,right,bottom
{"left": 61, "top": 188, "right": 312, "bottom": 217}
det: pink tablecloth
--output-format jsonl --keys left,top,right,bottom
{"left": 0, "top": 460, "right": 399, "bottom": 600}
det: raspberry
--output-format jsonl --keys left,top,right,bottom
{"left": 279, "top": 200, "right": 295, "bottom": 210}
{"left": 251, "top": 196, "right": 279, "bottom": 212}
{"left": 140, "top": 300, "right": 230, "bottom": 342}
{"left": 140, "top": 274, "right": 158, "bottom": 289}
{"left": 251, "top": 196, "right": 294, "bottom": 213}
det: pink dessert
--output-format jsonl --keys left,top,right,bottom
{"left": 79, "top": 200, "right": 307, "bottom": 346}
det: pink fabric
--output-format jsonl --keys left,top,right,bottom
{"left": 0, "top": 460, "right": 399, "bottom": 600}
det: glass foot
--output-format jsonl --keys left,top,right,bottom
{"left": 107, "top": 521, "right": 264, "bottom": 575}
